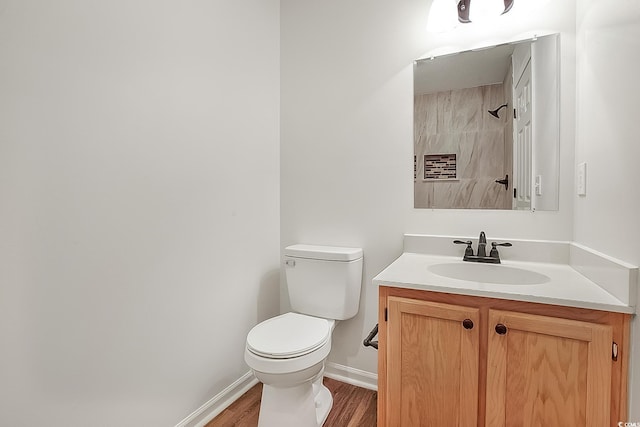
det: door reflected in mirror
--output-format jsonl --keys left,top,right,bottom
{"left": 413, "top": 34, "right": 560, "bottom": 211}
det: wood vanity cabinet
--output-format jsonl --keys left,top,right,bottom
{"left": 377, "top": 286, "right": 632, "bottom": 427}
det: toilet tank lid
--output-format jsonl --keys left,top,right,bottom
{"left": 284, "top": 244, "right": 363, "bottom": 261}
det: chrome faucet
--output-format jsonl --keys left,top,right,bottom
{"left": 453, "top": 231, "right": 512, "bottom": 264}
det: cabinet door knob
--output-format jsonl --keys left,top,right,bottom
{"left": 462, "top": 319, "right": 474, "bottom": 329}
{"left": 495, "top": 323, "right": 507, "bottom": 335}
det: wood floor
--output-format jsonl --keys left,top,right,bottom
{"left": 205, "top": 377, "right": 377, "bottom": 427}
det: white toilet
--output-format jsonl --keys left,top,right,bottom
{"left": 244, "top": 244, "right": 363, "bottom": 427}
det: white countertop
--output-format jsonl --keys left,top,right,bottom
{"left": 373, "top": 253, "right": 635, "bottom": 314}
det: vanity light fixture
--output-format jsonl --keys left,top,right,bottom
{"left": 458, "top": 0, "right": 515, "bottom": 23}
{"left": 488, "top": 103, "right": 509, "bottom": 119}
{"left": 427, "top": 0, "right": 519, "bottom": 33}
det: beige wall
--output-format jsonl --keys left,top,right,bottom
{"left": 0, "top": 2, "right": 281, "bottom": 426}
{"left": 575, "top": 0, "right": 640, "bottom": 415}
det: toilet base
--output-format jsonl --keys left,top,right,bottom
{"left": 313, "top": 378, "right": 333, "bottom": 426}
{"left": 257, "top": 373, "right": 333, "bottom": 427}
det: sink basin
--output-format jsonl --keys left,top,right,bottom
{"left": 428, "top": 262, "right": 550, "bottom": 285}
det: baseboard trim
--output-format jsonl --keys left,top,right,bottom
{"left": 324, "top": 362, "right": 378, "bottom": 391}
{"left": 174, "top": 371, "right": 258, "bottom": 427}
{"left": 175, "top": 363, "right": 376, "bottom": 426}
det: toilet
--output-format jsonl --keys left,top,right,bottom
{"left": 244, "top": 244, "right": 363, "bottom": 427}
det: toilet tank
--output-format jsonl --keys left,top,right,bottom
{"left": 284, "top": 244, "right": 363, "bottom": 320}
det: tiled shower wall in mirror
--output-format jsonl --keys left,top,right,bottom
{"left": 414, "top": 82, "right": 512, "bottom": 209}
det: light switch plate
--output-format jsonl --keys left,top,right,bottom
{"left": 577, "top": 162, "right": 587, "bottom": 196}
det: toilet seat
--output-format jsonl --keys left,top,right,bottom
{"left": 247, "top": 312, "right": 331, "bottom": 359}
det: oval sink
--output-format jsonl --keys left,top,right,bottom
{"left": 428, "top": 262, "right": 550, "bottom": 285}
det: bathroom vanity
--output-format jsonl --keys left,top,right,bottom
{"left": 373, "top": 236, "right": 636, "bottom": 427}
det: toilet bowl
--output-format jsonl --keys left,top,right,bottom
{"left": 244, "top": 244, "right": 363, "bottom": 427}
{"left": 245, "top": 312, "right": 336, "bottom": 427}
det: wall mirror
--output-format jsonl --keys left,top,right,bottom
{"left": 414, "top": 34, "right": 560, "bottom": 211}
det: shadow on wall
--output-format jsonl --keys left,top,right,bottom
{"left": 343, "top": 268, "right": 372, "bottom": 359}
{"left": 257, "top": 269, "right": 281, "bottom": 323}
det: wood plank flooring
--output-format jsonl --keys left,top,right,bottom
{"left": 205, "top": 377, "right": 377, "bottom": 427}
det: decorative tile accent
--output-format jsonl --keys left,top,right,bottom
{"left": 424, "top": 154, "right": 457, "bottom": 180}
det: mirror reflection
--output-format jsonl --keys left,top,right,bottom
{"left": 414, "top": 34, "right": 560, "bottom": 211}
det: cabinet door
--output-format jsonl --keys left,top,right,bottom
{"left": 386, "top": 296, "right": 480, "bottom": 427}
{"left": 486, "top": 309, "right": 613, "bottom": 427}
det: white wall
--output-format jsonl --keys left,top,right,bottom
{"left": 574, "top": 0, "right": 640, "bottom": 416}
{"left": 0, "top": 1, "right": 280, "bottom": 426}
{"left": 281, "top": 0, "right": 576, "bottom": 376}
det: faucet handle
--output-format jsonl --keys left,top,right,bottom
{"left": 454, "top": 240, "right": 472, "bottom": 245}
{"left": 491, "top": 242, "right": 513, "bottom": 248}
{"left": 454, "top": 240, "right": 474, "bottom": 257}
{"left": 490, "top": 241, "right": 512, "bottom": 258}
